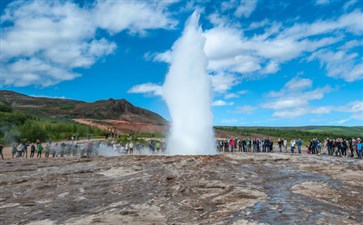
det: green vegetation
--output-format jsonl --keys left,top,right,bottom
{"left": 0, "top": 108, "right": 104, "bottom": 145}
{"left": 59, "top": 104, "right": 75, "bottom": 110}
{"left": 0, "top": 102, "right": 13, "bottom": 113}
{"left": 216, "top": 126, "right": 363, "bottom": 143}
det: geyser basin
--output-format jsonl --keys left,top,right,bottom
{"left": 163, "top": 12, "right": 216, "bottom": 155}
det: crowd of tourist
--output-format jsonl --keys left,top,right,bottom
{"left": 0, "top": 136, "right": 361, "bottom": 160}
{"left": 217, "top": 137, "right": 362, "bottom": 159}
{"left": 0, "top": 138, "right": 165, "bottom": 160}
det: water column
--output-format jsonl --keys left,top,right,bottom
{"left": 163, "top": 12, "right": 216, "bottom": 155}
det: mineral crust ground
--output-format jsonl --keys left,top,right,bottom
{"left": 0, "top": 153, "right": 362, "bottom": 225}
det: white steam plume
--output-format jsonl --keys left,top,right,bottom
{"left": 163, "top": 12, "right": 216, "bottom": 155}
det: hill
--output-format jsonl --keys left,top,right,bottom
{"left": 0, "top": 90, "right": 166, "bottom": 126}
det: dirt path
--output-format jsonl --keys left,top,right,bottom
{"left": 0, "top": 153, "right": 362, "bottom": 225}
{"left": 73, "top": 118, "right": 166, "bottom": 133}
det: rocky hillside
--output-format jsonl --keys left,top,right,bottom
{"left": 0, "top": 90, "right": 166, "bottom": 125}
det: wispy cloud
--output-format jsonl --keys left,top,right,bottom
{"left": 234, "top": 0, "right": 258, "bottom": 18}
{"left": 224, "top": 93, "right": 239, "bottom": 99}
{"left": 263, "top": 77, "right": 333, "bottom": 118}
{"left": 128, "top": 83, "right": 163, "bottom": 96}
{"left": 308, "top": 49, "right": 363, "bottom": 82}
{"left": 213, "top": 100, "right": 234, "bottom": 106}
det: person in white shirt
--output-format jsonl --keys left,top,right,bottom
{"left": 290, "top": 139, "right": 296, "bottom": 154}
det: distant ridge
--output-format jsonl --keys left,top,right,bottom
{"left": 0, "top": 90, "right": 166, "bottom": 126}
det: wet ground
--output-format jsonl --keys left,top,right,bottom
{"left": 0, "top": 153, "right": 362, "bottom": 225}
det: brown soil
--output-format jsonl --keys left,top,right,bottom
{"left": 73, "top": 118, "right": 166, "bottom": 133}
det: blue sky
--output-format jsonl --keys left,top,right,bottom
{"left": 1, "top": 0, "right": 362, "bottom": 126}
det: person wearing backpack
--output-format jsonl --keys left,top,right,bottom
{"left": 37, "top": 144, "right": 43, "bottom": 158}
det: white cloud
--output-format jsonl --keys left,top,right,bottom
{"left": 210, "top": 73, "right": 240, "bottom": 93}
{"left": 261, "top": 60, "right": 280, "bottom": 74}
{"left": 292, "top": 101, "right": 363, "bottom": 122}
{"left": 263, "top": 77, "right": 332, "bottom": 118}
{"left": 268, "top": 77, "right": 313, "bottom": 97}
{"left": 2, "top": 58, "right": 80, "bottom": 87}
{"left": 235, "top": 105, "right": 256, "bottom": 114}
{"left": 128, "top": 83, "right": 163, "bottom": 96}
{"left": 285, "top": 77, "right": 313, "bottom": 91}
{"left": 272, "top": 106, "right": 331, "bottom": 118}
{"left": 337, "top": 119, "right": 350, "bottom": 124}
{"left": 199, "top": 10, "right": 363, "bottom": 81}
{"left": 213, "top": 100, "right": 234, "bottom": 106}
{"left": 309, "top": 49, "right": 363, "bottom": 82}
{"left": 235, "top": 0, "right": 258, "bottom": 18}
{"left": 272, "top": 109, "right": 306, "bottom": 118}
{"left": 150, "top": 11, "right": 363, "bottom": 82}
{"left": 238, "top": 90, "right": 248, "bottom": 94}
{"left": 94, "top": 1, "right": 176, "bottom": 35}
{"left": 0, "top": 0, "right": 176, "bottom": 87}
{"left": 311, "top": 106, "right": 332, "bottom": 114}
{"left": 224, "top": 93, "right": 239, "bottom": 99}
{"left": 338, "top": 101, "right": 363, "bottom": 113}
{"left": 247, "top": 19, "right": 269, "bottom": 30}
{"left": 339, "top": 40, "right": 363, "bottom": 50}
{"left": 152, "top": 50, "right": 172, "bottom": 63}
{"left": 279, "top": 10, "right": 363, "bottom": 39}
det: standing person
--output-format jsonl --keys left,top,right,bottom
{"left": 349, "top": 138, "right": 355, "bottom": 158}
{"left": 30, "top": 144, "right": 36, "bottom": 158}
{"left": 37, "top": 143, "right": 43, "bottom": 158}
{"left": 356, "top": 138, "right": 362, "bottom": 159}
{"left": 242, "top": 138, "right": 246, "bottom": 152}
{"left": 11, "top": 144, "right": 17, "bottom": 159}
{"left": 265, "top": 138, "right": 271, "bottom": 152}
{"left": 129, "top": 142, "right": 134, "bottom": 154}
{"left": 23, "top": 140, "right": 29, "bottom": 158}
{"left": 230, "top": 139, "right": 235, "bottom": 152}
{"left": 342, "top": 139, "right": 348, "bottom": 157}
{"left": 327, "top": 139, "right": 333, "bottom": 155}
{"left": 224, "top": 140, "right": 229, "bottom": 152}
{"left": 72, "top": 143, "right": 78, "bottom": 156}
{"left": 52, "top": 143, "right": 58, "bottom": 158}
{"left": 45, "top": 143, "right": 51, "bottom": 158}
{"left": 60, "top": 143, "right": 65, "bottom": 157}
{"left": 278, "top": 139, "right": 282, "bottom": 152}
{"left": 0, "top": 144, "right": 4, "bottom": 160}
{"left": 283, "top": 139, "right": 287, "bottom": 152}
{"left": 290, "top": 139, "right": 296, "bottom": 154}
{"left": 296, "top": 139, "right": 302, "bottom": 154}
{"left": 17, "top": 143, "right": 23, "bottom": 158}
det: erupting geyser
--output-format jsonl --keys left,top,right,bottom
{"left": 163, "top": 12, "right": 216, "bottom": 155}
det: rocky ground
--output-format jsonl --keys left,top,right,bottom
{"left": 0, "top": 153, "right": 362, "bottom": 225}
